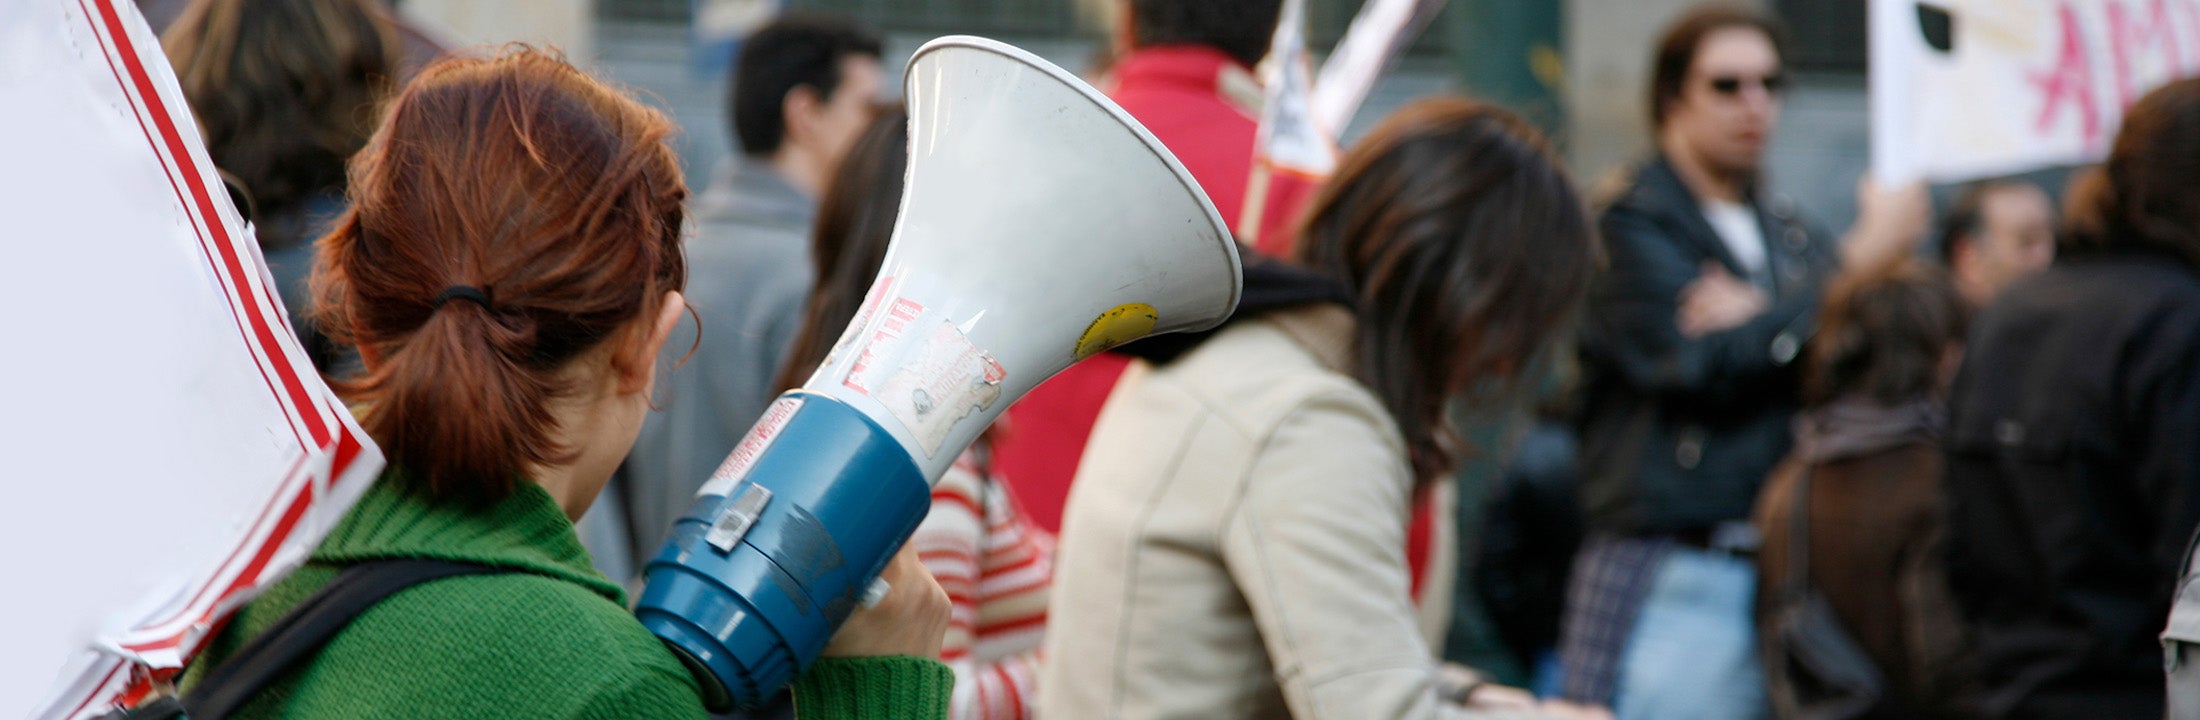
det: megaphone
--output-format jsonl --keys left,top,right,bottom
{"left": 633, "top": 35, "right": 1244, "bottom": 709}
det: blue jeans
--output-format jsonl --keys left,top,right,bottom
{"left": 1613, "top": 546, "right": 1767, "bottom": 720}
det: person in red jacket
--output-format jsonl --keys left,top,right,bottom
{"left": 994, "top": 0, "right": 1285, "bottom": 533}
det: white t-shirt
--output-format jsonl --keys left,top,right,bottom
{"left": 1702, "top": 200, "right": 1769, "bottom": 280}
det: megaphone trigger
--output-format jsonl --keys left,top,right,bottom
{"left": 858, "top": 578, "right": 891, "bottom": 609}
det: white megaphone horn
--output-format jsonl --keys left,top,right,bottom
{"left": 634, "top": 35, "right": 1244, "bottom": 709}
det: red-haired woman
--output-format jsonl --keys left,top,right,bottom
{"left": 179, "top": 49, "right": 952, "bottom": 719}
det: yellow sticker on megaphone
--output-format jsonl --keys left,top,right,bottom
{"left": 1075, "top": 303, "right": 1160, "bottom": 360}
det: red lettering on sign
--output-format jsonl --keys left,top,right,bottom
{"left": 2032, "top": 3, "right": 2102, "bottom": 147}
{"left": 2109, "top": 0, "right": 2186, "bottom": 105}
{"left": 845, "top": 297, "right": 927, "bottom": 396}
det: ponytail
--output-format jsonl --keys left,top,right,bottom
{"left": 358, "top": 300, "right": 561, "bottom": 501}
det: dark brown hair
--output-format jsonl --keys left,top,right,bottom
{"left": 773, "top": 105, "right": 909, "bottom": 393}
{"left": 1803, "top": 257, "right": 1968, "bottom": 407}
{"left": 313, "top": 48, "right": 688, "bottom": 503}
{"left": 1648, "top": 3, "right": 1786, "bottom": 130}
{"left": 1131, "top": 0, "right": 1285, "bottom": 69}
{"left": 164, "top": 0, "right": 399, "bottom": 232}
{"left": 1295, "top": 97, "right": 1600, "bottom": 483}
{"left": 729, "top": 12, "right": 883, "bottom": 156}
{"left": 1937, "top": 179, "right": 2040, "bottom": 265}
{"left": 2063, "top": 77, "right": 2200, "bottom": 270}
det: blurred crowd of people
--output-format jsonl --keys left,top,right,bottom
{"left": 137, "top": 0, "right": 2200, "bottom": 718}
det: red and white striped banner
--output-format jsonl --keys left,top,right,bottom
{"left": 2, "top": 0, "right": 382, "bottom": 716}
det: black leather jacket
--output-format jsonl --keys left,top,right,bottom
{"left": 1573, "top": 155, "right": 1839, "bottom": 534}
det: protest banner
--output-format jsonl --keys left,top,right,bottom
{"left": 1, "top": 1, "right": 382, "bottom": 716}
{"left": 1241, "top": 0, "right": 1447, "bottom": 256}
{"left": 1872, "top": 0, "right": 2200, "bottom": 183}
{"left": 1311, "top": 0, "right": 1449, "bottom": 137}
{"left": 1240, "top": 0, "right": 1335, "bottom": 256}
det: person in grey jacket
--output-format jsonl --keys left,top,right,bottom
{"left": 587, "top": 12, "right": 885, "bottom": 583}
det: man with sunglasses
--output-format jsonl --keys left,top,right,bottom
{"left": 1560, "top": 5, "right": 1927, "bottom": 720}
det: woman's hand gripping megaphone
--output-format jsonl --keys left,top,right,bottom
{"left": 822, "top": 545, "right": 950, "bottom": 660}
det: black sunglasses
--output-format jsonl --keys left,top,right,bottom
{"left": 1707, "top": 73, "right": 1787, "bottom": 96}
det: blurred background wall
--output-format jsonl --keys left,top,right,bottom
{"left": 381, "top": 0, "right": 2052, "bottom": 233}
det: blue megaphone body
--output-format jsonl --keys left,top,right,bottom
{"left": 635, "top": 393, "right": 928, "bottom": 708}
{"left": 633, "top": 35, "right": 1244, "bottom": 710}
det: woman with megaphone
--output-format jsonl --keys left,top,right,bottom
{"left": 1042, "top": 97, "right": 1605, "bottom": 719}
{"left": 173, "top": 48, "right": 954, "bottom": 719}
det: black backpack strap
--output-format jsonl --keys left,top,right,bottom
{"left": 180, "top": 559, "right": 507, "bottom": 719}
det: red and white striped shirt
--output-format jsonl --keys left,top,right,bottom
{"left": 912, "top": 446, "right": 1054, "bottom": 719}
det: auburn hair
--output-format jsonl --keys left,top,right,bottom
{"left": 2063, "top": 77, "right": 2200, "bottom": 271}
{"left": 313, "top": 48, "right": 688, "bottom": 503}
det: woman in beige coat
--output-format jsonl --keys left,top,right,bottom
{"left": 1041, "top": 98, "right": 1602, "bottom": 719}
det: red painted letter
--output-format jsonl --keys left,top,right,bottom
{"left": 2031, "top": 3, "right": 2101, "bottom": 145}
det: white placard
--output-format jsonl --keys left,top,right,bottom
{"left": 1309, "top": 0, "right": 1448, "bottom": 139}
{"left": 1872, "top": 0, "right": 2200, "bottom": 184}
{"left": 1257, "top": 0, "right": 1335, "bottom": 175}
{"left": 0, "top": 1, "right": 383, "bottom": 717}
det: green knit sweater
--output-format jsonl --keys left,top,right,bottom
{"left": 181, "top": 474, "right": 952, "bottom": 719}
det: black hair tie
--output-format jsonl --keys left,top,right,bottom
{"left": 432, "top": 285, "right": 493, "bottom": 312}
